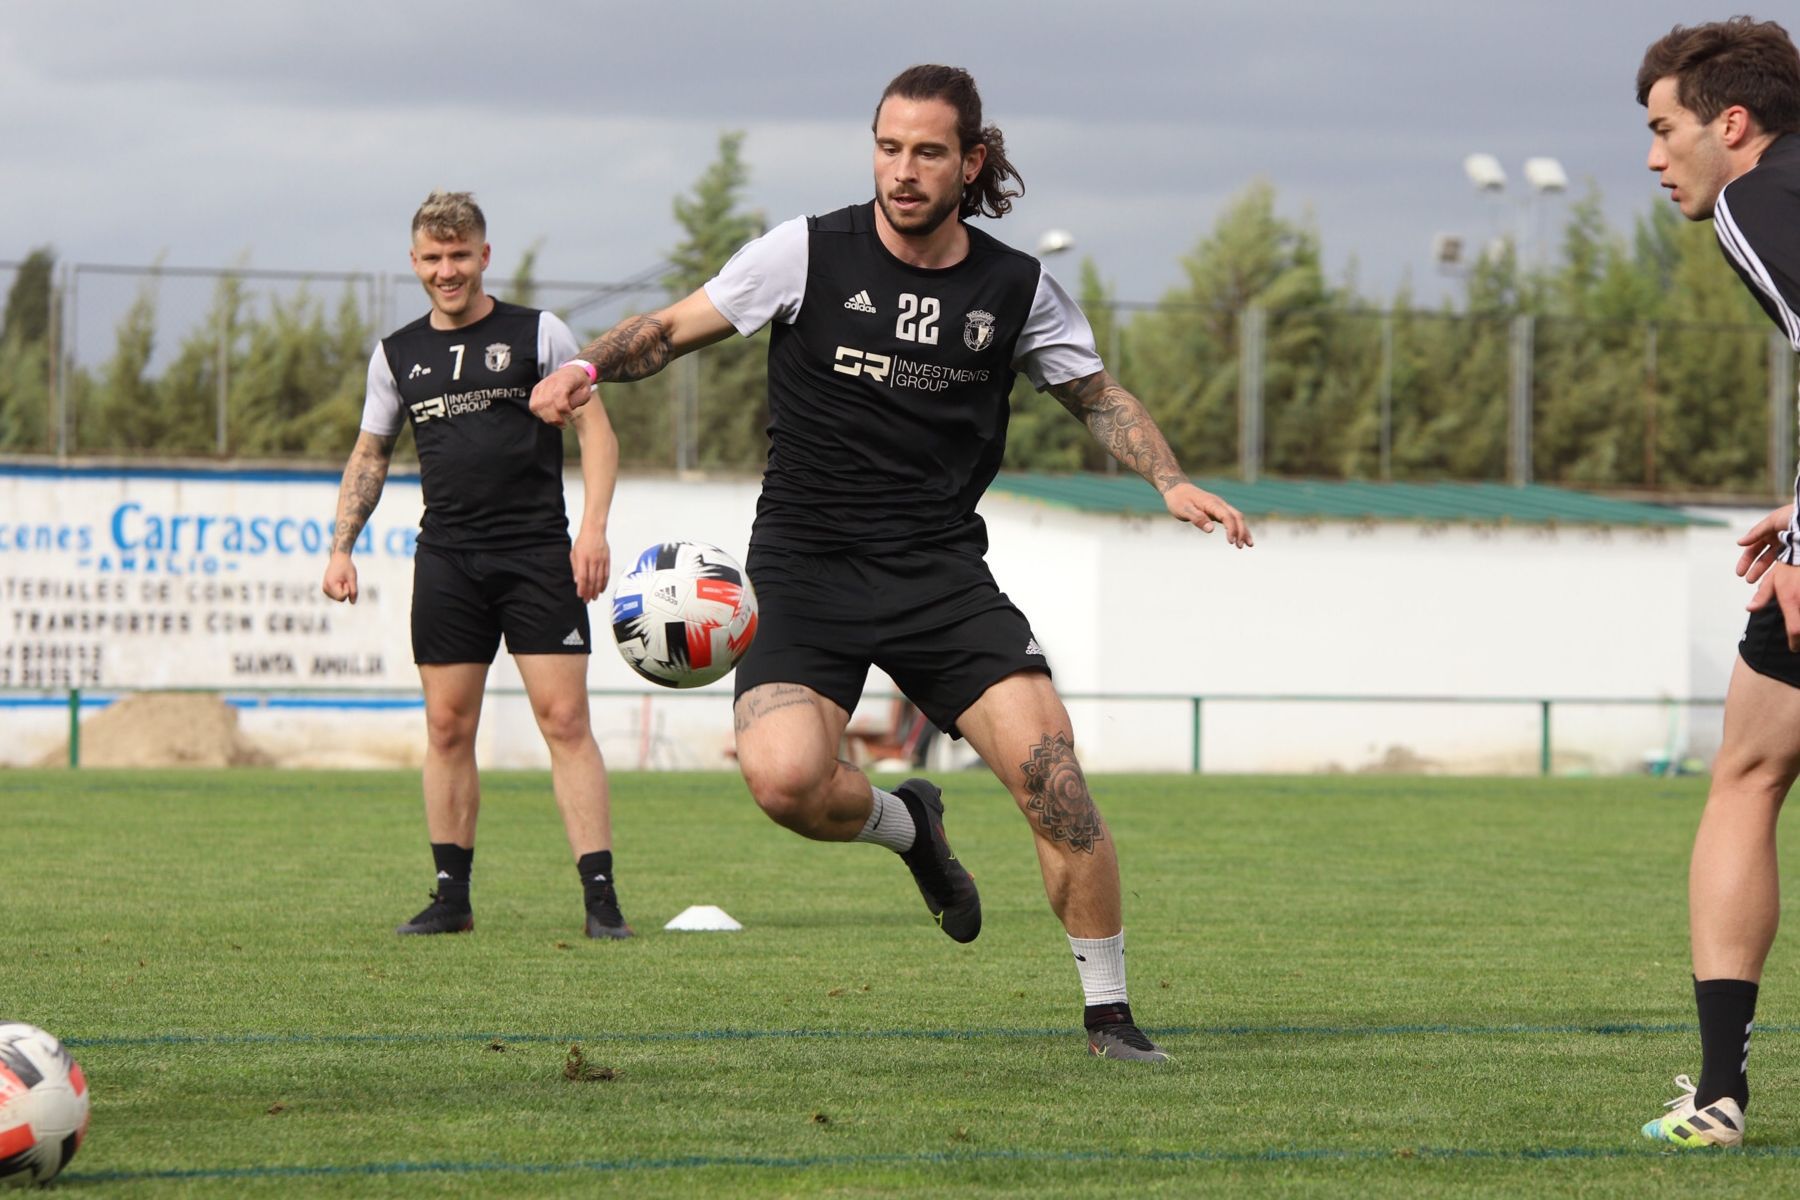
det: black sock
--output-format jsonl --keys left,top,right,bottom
{"left": 578, "top": 850, "right": 615, "bottom": 904}
{"left": 1083, "top": 1001, "right": 1134, "bottom": 1032}
{"left": 1694, "top": 977, "right": 1757, "bottom": 1109}
{"left": 430, "top": 842, "right": 473, "bottom": 909}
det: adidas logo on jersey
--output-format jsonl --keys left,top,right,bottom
{"left": 562, "top": 629, "right": 585, "bottom": 647}
{"left": 844, "top": 290, "right": 877, "bottom": 314}
{"left": 1025, "top": 637, "right": 1043, "bottom": 656}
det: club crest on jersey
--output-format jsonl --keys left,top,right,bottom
{"left": 963, "top": 309, "right": 995, "bottom": 352}
{"left": 484, "top": 342, "right": 511, "bottom": 372}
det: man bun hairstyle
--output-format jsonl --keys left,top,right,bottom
{"left": 1636, "top": 16, "right": 1800, "bottom": 133}
{"left": 411, "top": 190, "right": 487, "bottom": 241}
{"left": 876, "top": 65, "right": 1025, "bottom": 220}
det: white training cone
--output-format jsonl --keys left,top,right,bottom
{"left": 663, "top": 904, "right": 743, "bottom": 932}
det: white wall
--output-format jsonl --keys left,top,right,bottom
{"left": 0, "top": 468, "right": 1756, "bottom": 774}
{"left": 984, "top": 496, "right": 1702, "bottom": 773}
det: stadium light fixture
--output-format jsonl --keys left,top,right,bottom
{"left": 1036, "top": 229, "right": 1075, "bottom": 256}
{"left": 1523, "top": 157, "right": 1569, "bottom": 194}
{"left": 1459, "top": 154, "right": 1571, "bottom": 272}
{"left": 1463, "top": 154, "right": 1507, "bottom": 193}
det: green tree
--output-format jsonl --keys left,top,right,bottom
{"left": 1004, "top": 256, "right": 1112, "bottom": 471}
{"left": 84, "top": 278, "right": 169, "bottom": 454}
{"left": 0, "top": 247, "right": 56, "bottom": 451}
{"left": 229, "top": 285, "right": 373, "bottom": 457}
{"left": 509, "top": 238, "right": 543, "bottom": 310}
{"left": 591, "top": 132, "right": 770, "bottom": 473}
{"left": 1653, "top": 214, "right": 1775, "bottom": 491}
{"left": 1530, "top": 190, "right": 1656, "bottom": 486}
{"left": 668, "top": 130, "right": 768, "bottom": 471}
{"left": 296, "top": 287, "right": 382, "bottom": 459}
{"left": 1124, "top": 181, "right": 1334, "bottom": 476}
{"left": 1380, "top": 246, "right": 1520, "bottom": 483}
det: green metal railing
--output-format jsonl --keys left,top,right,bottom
{"left": 1163, "top": 693, "right": 1726, "bottom": 775}
{"left": 27, "top": 687, "right": 1727, "bottom": 775}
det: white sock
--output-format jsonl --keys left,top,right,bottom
{"left": 1068, "top": 929, "right": 1128, "bottom": 1006}
{"left": 852, "top": 786, "right": 916, "bottom": 853}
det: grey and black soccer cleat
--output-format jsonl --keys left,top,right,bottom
{"left": 895, "top": 778, "right": 982, "bottom": 943}
{"left": 1087, "top": 1020, "right": 1170, "bottom": 1063}
{"left": 395, "top": 891, "right": 474, "bottom": 935}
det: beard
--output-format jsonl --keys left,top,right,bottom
{"left": 877, "top": 186, "right": 962, "bottom": 238}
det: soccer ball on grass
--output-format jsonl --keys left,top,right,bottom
{"left": 611, "top": 541, "right": 758, "bottom": 688}
{"left": 0, "top": 1023, "right": 88, "bottom": 1187}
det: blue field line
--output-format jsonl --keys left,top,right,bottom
{"left": 0, "top": 695, "right": 425, "bottom": 711}
{"left": 63, "top": 1020, "right": 1800, "bottom": 1050}
{"left": 221, "top": 696, "right": 424, "bottom": 711}
{"left": 0, "top": 462, "right": 420, "bottom": 485}
{"left": 69, "top": 1143, "right": 1800, "bottom": 1184}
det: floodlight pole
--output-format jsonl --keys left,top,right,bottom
{"left": 1509, "top": 314, "right": 1535, "bottom": 486}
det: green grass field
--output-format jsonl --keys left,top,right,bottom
{"left": 7, "top": 768, "right": 1799, "bottom": 1196}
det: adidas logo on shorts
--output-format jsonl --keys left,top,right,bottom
{"left": 844, "top": 290, "right": 877, "bottom": 314}
{"left": 562, "top": 629, "right": 585, "bottom": 647}
{"left": 1025, "top": 637, "right": 1043, "bottom": 656}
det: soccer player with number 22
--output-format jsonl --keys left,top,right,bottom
{"left": 532, "top": 66, "right": 1252, "bottom": 1060}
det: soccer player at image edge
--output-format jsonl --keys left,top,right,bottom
{"left": 1634, "top": 16, "right": 1800, "bottom": 1148}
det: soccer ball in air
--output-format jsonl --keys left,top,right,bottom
{"left": 611, "top": 541, "right": 758, "bottom": 688}
{"left": 0, "top": 1023, "right": 89, "bottom": 1187}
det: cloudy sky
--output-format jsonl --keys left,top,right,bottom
{"left": 0, "top": 0, "right": 1740, "bottom": 319}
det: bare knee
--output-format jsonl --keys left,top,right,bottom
{"left": 1711, "top": 745, "right": 1799, "bottom": 809}
{"left": 741, "top": 759, "right": 836, "bottom": 832}
{"left": 425, "top": 706, "right": 479, "bottom": 757}
{"left": 533, "top": 699, "right": 592, "bottom": 752}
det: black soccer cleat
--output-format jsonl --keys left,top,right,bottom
{"left": 1087, "top": 1021, "right": 1170, "bottom": 1063}
{"left": 583, "top": 882, "right": 635, "bottom": 940}
{"left": 395, "top": 891, "right": 474, "bottom": 935}
{"left": 895, "top": 777, "right": 981, "bottom": 944}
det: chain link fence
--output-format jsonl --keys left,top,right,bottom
{"left": 3, "top": 259, "right": 1795, "bottom": 495}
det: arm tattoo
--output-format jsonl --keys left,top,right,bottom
{"left": 579, "top": 314, "right": 674, "bottom": 383}
{"left": 1049, "top": 371, "right": 1188, "bottom": 494}
{"left": 733, "top": 683, "right": 815, "bottom": 733}
{"left": 1018, "top": 732, "right": 1104, "bottom": 854}
{"left": 331, "top": 434, "right": 395, "bottom": 553}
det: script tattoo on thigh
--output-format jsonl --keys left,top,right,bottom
{"left": 733, "top": 683, "right": 813, "bottom": 733}
{"left": 1019, "top": 732, "right": 1103, "bottom": 854}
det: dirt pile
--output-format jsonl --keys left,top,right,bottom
{"left": 38, "top": 693, "right": 273, "bottom": 767}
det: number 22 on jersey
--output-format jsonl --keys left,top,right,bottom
{"left": 895, "top": 294, "right": 939, "bottom": 345}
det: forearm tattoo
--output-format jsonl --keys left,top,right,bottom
{"left": 734, "top": 683, "right": 814, "bottom": 733}
{"left": 1050, "top": 371, "right": 1188, "bottom": 494}
{"left": 1019, "top": 732, "right": 1104, "bottom": 854}
{"left": 331, "top": 435, "right": 395, "bottom": 553}
{"left": 580, "top": 314, "right": 673, "bottom": 383}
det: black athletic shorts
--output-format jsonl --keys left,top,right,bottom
{"left": 732, "top": 543, "right": 1050, "bottom": 736}
{"left": 1739, "top": 602, "right": 1800, "bottom": 689}
{"left": 411, "top": 544, "right": 590, "bottom": 665}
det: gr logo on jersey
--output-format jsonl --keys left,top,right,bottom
{"left": 484, "top": 343, "right": 511, "bottom": 372}
{"left": 963, "top": 310, "right": 995, "bottom": 352}
{"left": 832, "top": 346, "right": 892, "bottom": 382}
{"left": 409, "top": 397, "right": 448, "bottom": 423}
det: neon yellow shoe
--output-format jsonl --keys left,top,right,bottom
{"left": 1640, "top": 1075, "right": 1744, "bottom": 1148}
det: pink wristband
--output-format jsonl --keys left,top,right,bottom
{"left": 562, "top": 359, "right": 598, "bottom": 384}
